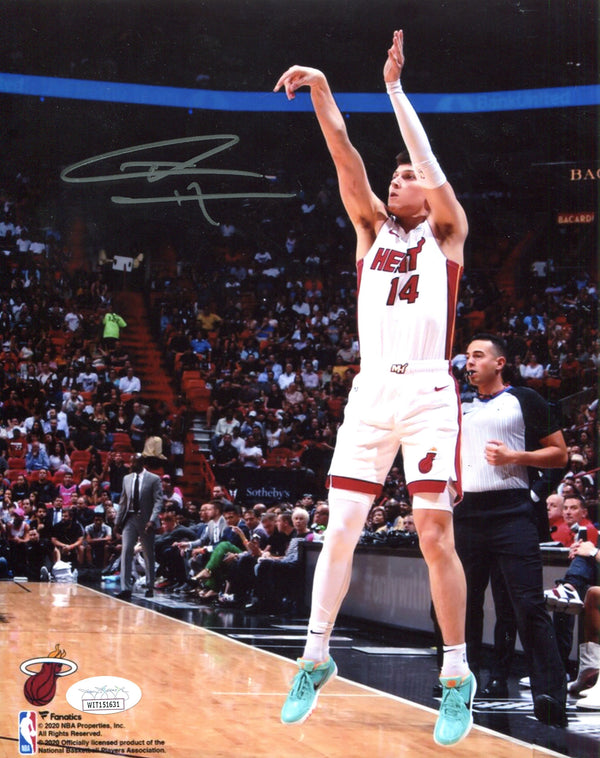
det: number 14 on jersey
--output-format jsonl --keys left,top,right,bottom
{"left": 386, "top": 274, "right": 420, "bottom": 305}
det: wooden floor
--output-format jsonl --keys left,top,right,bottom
{"left": 1, "top": 582, "right": 565, "bottom": 758}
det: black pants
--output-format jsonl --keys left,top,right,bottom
{"left": 455, "top": 491, "right": 566, "bottom": 704}
{"left": 159, "top": 544, "right": 189, "bottom": 583}
{"left": 488, "top": 558, "right": 518, "bottom": 681}
{"left": 255, "top": 559, "right": 302, "bottom": 611}
{"left": 228, "top": 553, "right": 258, "bottom": 600}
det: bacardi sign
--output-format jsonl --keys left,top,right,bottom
{"left": 557, "top": 212, "right": 595, "bottom": 224}
{"left": 570, "top": 168, "right": 600, "bottom": 181}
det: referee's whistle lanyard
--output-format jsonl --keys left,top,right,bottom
{"left": 475, "top": 384, "right": 511, "bottom": 402}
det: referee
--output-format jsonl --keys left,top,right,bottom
{"left": 456, "top": 333, "right": 567, "bottom": 727}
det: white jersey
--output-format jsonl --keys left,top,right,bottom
{"left": 357, "top": 217, "right": 462, "bottom": 365}
{"left": 461, "top": 385, "right": 559, "bottom": 494}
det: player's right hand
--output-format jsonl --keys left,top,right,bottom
{"left": 274, "top": 66, "right": 324, "bottom": 100}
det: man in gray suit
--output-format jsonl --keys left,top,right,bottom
{"left": 115, "top": 455, "right": 163, "bottom": 600}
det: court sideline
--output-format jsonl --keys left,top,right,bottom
{"left": 1, "top": 581, "right": 589, "bottom": 757}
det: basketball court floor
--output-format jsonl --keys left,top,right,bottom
{"left": 2, "top": 579, "right": 599, "bottom": 757}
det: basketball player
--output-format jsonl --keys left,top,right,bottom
{"left": 275, "top": 30, "right": 474, "bottom": 746}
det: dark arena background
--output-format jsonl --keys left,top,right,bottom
{"left": 0, "top": 2, "right": 598, "bottom": 757}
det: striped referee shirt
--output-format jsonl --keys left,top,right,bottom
{"left": 461, "top": 385, "right": 560, "bottom": 493}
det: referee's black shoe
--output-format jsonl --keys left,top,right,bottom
{"left": 533, "top": 694, "right": 567, "bottom": 728}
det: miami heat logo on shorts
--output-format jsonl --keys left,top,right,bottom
{"left": 418, "top": 448, "right": 437, "bottom": 474}
{"left": 21, "top": 644, "right": 78, "bottom": 706}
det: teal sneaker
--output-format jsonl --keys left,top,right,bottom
{"left": 433, "top": 673, "right": 477, "bottom": 747}
{"left": 281, "top": 657, "right": 337, "bottom": 725}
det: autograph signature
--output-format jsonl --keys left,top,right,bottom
{"left": 60, "top": 134, "right": 296, "bottom": 226}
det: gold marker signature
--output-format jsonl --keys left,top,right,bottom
{"left": 60, "top": 134, "right": 296, "bottom": 226}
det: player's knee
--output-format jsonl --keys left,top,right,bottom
{"left": 322, "top": 520, "right": 361, "bottom": 561}
{"left": 412, "top": 496, "right": 454, "bottom": 561}
{"left": 326, "top": 487, "right": 374, "bottom": 549}
{"left": 416, "top": 526, "right": 448, "bottom": 562}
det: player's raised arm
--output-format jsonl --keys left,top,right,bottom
{"left": 274, "top": 66, "right": 384, "bottom": 241}
{"left": 384, "top": 30, "right": 467, "bottom": 262}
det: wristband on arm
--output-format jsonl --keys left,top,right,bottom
{"left": 386, "top": 80, "right": 446, "bottom": 189}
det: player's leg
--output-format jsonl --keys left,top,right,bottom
{"left": 300, "top": 385, "right": 393, "bottom": 663}
{"left": 413, "top": 499, "right": 467, "bottom": 661}
{"left": 280, "top": 376, "right": 394, "bottom": 725}
{"left": 413, "top": 495, "right": 476, "bottom": 747}
{"left": 304, "top": 487, "right": 373, "bottom": 660}
{"left": 400, "top": 369, "right": 475, "bottom": 741}
{"left": 281, "top": 487, "right": 373, "bottom": 725}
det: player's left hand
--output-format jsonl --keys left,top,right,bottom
{"left": 384, "top": 29, "right": 405, "bottom": 82}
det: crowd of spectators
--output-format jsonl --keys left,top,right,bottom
{"left": 133, "top": 491, "right": 331, "bottom": 614}
{"left": 151, "top": 172, "right": 597, "bottom": 524}
{"left": 0, "top": 166, "right": 597, "bottom": 618}
{"left": 0, "top": 176, "right": 187, "bottom": 581}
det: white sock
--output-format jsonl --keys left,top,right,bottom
{"left": 303, "top": 488, "right": 373, "bottom": 662}
{"left": 303, "top": 623, "right": 336, "bottom": 662}
{"left": 441, "top": 643, "right": 469, "bottom": 678}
